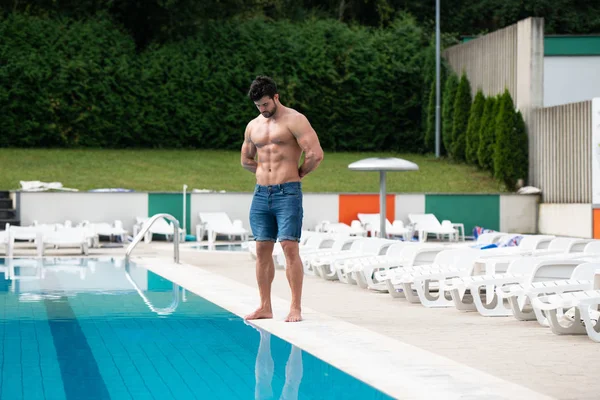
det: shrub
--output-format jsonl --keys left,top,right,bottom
{"left": 441, "top": 72, "right": 458, "bottom": 156}
{"left": 477, "top": 95, "right": 498, "bottom": 171}
{"left": 494, "top": 90, "right": 528, "bottom": 189}
{"left": 465, "top": 89, "right": 485, "bottom": 164}
{"left": 0, "top": 13, "right": 429, "bottom": 151}
{"left": 450, "top": 72, "right": 472, "bottom": 160}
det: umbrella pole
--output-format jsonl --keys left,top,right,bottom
{"left": 379, "top": 171, "right": 386, "bottom": 238}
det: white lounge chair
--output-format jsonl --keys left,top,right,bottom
{"left": 197, "top": 212, "right": 249, "bottom": 243}
{"left": 329, "top": 238, "right": 398, "bottom": 284}
{"left": 357, "top": 213, "right": 412, "bottom": 239}
{"left": 532, "top": 286, "right": 600, "bottom": 340}
{"left": 315, "top": 220, "right": 368, "bottom": 237}
{"left": 300, "top": 235, "right": 363, "bottom": 276}
{"left": 408, "top": 213, "right": 459, "bottom": 242}
{"left": 134, "top": 217, "right": 185, "bottom": 243}
{"left": 396, "top": 247, "right": 486, "bottom": 305}
{"left": 502, "top": 261, "right": 600, "bottom": 325}
{"left": 311, "top": 238, "right": 393, "bottom": 281}
{"left": 40, "top": 227, "right": 89, "bottom": 256}
{"left": 275, "top": 233, "right": 336, "bottom": 271}
{"left": 446, "top": 253, "right": 599, "bottom": 317}
{"left": 80, "top": 220, "right": 128, "bottom": 245}
{"left": 0, "top": 228, "right": 12, "bottom": 257}
{"left": 397, "top": 234, "right": 558, "bottom": 306}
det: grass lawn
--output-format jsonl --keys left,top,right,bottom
{"left": 0, "top": 149, "right": 507, "bottom": 193}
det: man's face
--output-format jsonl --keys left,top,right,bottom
{"left": 254, "top": 95, "right": 278, "bottom": 118}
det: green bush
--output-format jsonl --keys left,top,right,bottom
{"left": 0, "top": 13, "right": 140, "bottom": 147}
{"left": 465, "top": 89, "right": 485, "bottom": 165}
{"left": 450, "top": 72, "right": 472, "bottom": 160}
{"left": 477, "top": 95, "right": 498, "bottom": 171}
{"left": 424, "top": 79, "right": 437, "bottom": 152}
{"left": 441, "top": 72, "right": 458, "bottom": 156}
{"left": 0, "top": 13, "right": 428, "bottom": 151}
{"left": 494, "top": 90, "right": 528, "bottom": 189}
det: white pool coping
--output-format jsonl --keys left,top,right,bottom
{"left": 135, "top": 256, "right": 555, "bottom": 400}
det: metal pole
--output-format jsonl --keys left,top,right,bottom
{"left": 435, "top": 0, "right": 441, "bottom": 158}
{"left": 173, "top": 219, "right": 180, "bottom": 263}
{"left": 182, "top": 184, "right": 188, "bottom": 235}
{"left": 379, "top": 171, "right": 386, "bottom": 238}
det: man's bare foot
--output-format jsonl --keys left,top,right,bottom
{"left": 285, "top": 308, "right": 302, "bottom": 322}
{"left": 244, "top": 307, "right": 273, "bottom": 320}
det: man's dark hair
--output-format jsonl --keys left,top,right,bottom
{"left": 248, "top": 76, "right": 278, "bottom": 102}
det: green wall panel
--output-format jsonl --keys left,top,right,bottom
{"left": 545, "top": 36, "right": 600, "bottom": 56}
{"left": 463, "top": 35, "right": 600, "bottom": 56}
{"left": 148, "top": 193, "right": 191, "bottom": 234}
{"left": 425, "top": 194, "right": 500, "bottom": 237}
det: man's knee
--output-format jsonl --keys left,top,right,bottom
{"left": 280, "top": 240, "right": 300, "bottom": 263}
{"left": 256, "top": 240, "right": 275, "bottom": 261}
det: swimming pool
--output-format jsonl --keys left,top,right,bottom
{"left": 0, "top": 257, "right": 394, "bottom": 400}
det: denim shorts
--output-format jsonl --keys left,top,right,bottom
{"left": 249, "top": 181, "right": 303, "bottom": 242}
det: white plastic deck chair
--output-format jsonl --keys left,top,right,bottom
{"left": 0, "top": 226, "right": 13, "bottom": 258}
{"left": 197, "top": 212, "right": 249, "bottom": 243}
{"left": 447, "top": 254, "right": 599, "bottom": 317}
{"left": 408, "top": 213, "right": 457, "bottom": 242}
{"left": 503, "top": 261, "right": 600, "bottom": 326}
{"left": 275, "top": 233, "right": 335, "bottom": 270}
{"left": 311, "top": 238, "right": 377, "bottom": 281}
{"left": 531, "top": 286, "right": 600, "bottom": 339}
{"left": 320, "top": 221, "right": 367, "bottom": 237}
{"left": 80, "top": 220, "right": 127, "bottom": 245}
{"left": 40, "top": 227, "right": 89, "bottom": 256}
{"left": 136, "top": 217, "right": 185, "bottom": 243}
{"left": 357, "top": 213, "right": 412, "bottom": 239}
{"left": 349, "top": 242, "right": 446, "bottom": 291}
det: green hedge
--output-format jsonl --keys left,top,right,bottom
{"left": 494, "top": 90, "right": 528, "bottom": 189}
{"left": 450, "top": 72, "right": 472, "bottom": 160}
{"left": 0, "top": 13, "right": 428, "bottom": 151}
{"left": 441, "top": 72, "right": 458, "bottom": 155}
{"left": 0, "top": 14, "right": 140, "bottom": 147}
{"left": 477, "top": 95, "right": 498, "bottom": 171}
{"left": 465, "top": 89, "right": 485, "bottom": 165}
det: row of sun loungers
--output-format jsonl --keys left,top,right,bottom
{"left": 247, "top": 230, "right": 600, "bottom": 344}
{"left": 315, "top": 213, "right": 463, "bottom": 242}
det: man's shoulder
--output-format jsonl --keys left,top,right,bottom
{"left": 247, "top": 116, "right": 261, "bottom": 128}
{"left": 283, "top": 108, "right": 308, "bottom": 125}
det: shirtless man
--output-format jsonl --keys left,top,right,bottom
{"left": 241, "top": 76, "right": 324, "bottom": 322}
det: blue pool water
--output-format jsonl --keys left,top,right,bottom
{"left": 0, "top": 257, "right": 394, "bottom": 400}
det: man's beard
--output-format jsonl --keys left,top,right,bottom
{"left": 262, "top": 105, "right": 277, "bottom": 118}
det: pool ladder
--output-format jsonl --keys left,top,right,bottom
{"left": 125, "top": 213, "right": 181, "bottom": 264}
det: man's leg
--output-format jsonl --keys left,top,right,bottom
{"left": 245, "top": 240, "right": 275, "bottom": 320}
{"left": 280, "top": 240, "right": 303, "bottom": 322}
{"left": 281, "top": 345, "right": 303, "bottom": 400}
{"left": 243, "top": 322, "right": 274, "bottom": 400}
{"left": 246, "top": 185, "right": 277, "bottom": 320}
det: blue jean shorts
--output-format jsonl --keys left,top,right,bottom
{"left": 249, "top": 181, "right": 303, "bottom": 242}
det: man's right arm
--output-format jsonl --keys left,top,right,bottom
{"left": 241, "top": 123, "right": 258, "bottom": 174}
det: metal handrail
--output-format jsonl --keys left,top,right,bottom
{"left": 124, "top": 263, "right": 181, "bottom": 315}
{"left": 125, "top": 213, "right": 181, "bottom": 264}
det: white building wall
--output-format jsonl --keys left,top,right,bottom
{"left": 544, "top": 56, "right": 600, "bottom": 107}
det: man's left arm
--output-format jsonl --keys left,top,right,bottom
{"left": 291, "top": 114, "right": 324, "bottom": 179}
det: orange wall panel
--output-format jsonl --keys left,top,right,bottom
{"left": 594, "top": 209, "right": 600, "bottom": 239}
{"left": 338, "top": 194, "right": 395, "bottom": 226}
